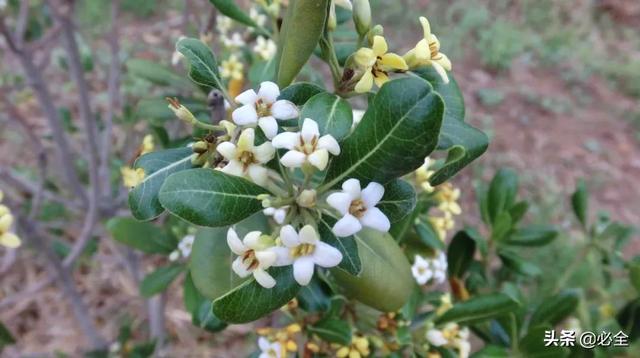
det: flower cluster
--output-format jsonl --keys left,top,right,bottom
{"left": 168, "top": 234, "right": 194, "bottom": 262}
{"left": 333, "top": 334, "right": 371, "bottom": 358}
{"left": 257, "top": 323, "right": 301, "bottom": 358}
{"left": 411, "top": 251, "right": 448, "bottom": 285}
{"left": 426, "top": 322, "right": 471, "bottom": 358}
{"left": 0, "top": 191, "right": 21, "bottom": 249}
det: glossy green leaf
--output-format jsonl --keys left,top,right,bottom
{"left": 296, "top": 279, "right": 331, "bottom": 312}
{"left": 140, "top": 264, "right": 184, "bottom": 297}
{"left": 447, "top": 230, "right": 476, "bottom": 277}
{"left": 300, "top": 92, "right": 353, "bottom": 141}
{"left": 183, "top": 271, "right": 204, "bottom": 314}
{"left": 436, "top": 293, "right": 520, "bottom": 325}
{"left": 376, "top": 179, "right": 417, "bottom": 223}
{"left": 212, "top": 267, "right": 301, "bottom": 323}
{"left": 209, "top": 0, "right": 258, "bottom": 28}
{"left": 176, "top": 37, "right": 223, "bottom": 91}
{"left": 106, "top": 217, "right": 177, "bottom": 254}
{"left": 498, "top": 250, "right": 541, "bottom": 277}
{"left": 332, "top": 229, "right": 413, "bottom": 312}
{"left": 159, "top": 168, "right": 268, "bottom": 227}
{"left": 322, "top": 78, "right": 444, "bottom": 189}
{"left": 318, "top": 216, "right": 361, "bottom": 275}
{"left": 278, "top": 82, "right": 325, "bottom": 106}
{"left": 276, "top": 0, "right": 330, "bottom": 87}
{"left": 571, "top": 179, "right": 589, "bottom": 227}
{"left": 126, "top": 58, "right": 192, "bottom": 89}
{"left": 504, "top": 226, "right": 558, "bottom": 246}
{"left": 308, "top": 318, "right": 352, "bottom": 345}
{"left": 529, "top": 290, "right": 580, "bottom": 327}
{"left": 129, "top": 147, "right": 196, "bottom": 221}
{"left": 487, "top": 168, "right": 518, "bottom": 225}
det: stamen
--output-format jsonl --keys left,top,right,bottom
{"left": 349, "top": 199, "right": 367, "bottom": 218}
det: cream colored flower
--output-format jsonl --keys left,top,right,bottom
{"left": 415, "top": 157, "right": 435, "bottom": 193}
{"left": 429, "top": 212, "right": 454, "bottom": 241}
{"left": 327, "top": 179, "right": 390, "bottom": 237}
{"left": 411, "top": 252, "right": 447, "bottom": 285}
{"left": 140, "top": 134, "right": 155, "bottom": 155}
{"left": 335, "top": 334, "right": 370, "bottom": 358}
{"left": 220, "top": 54, "right": 244, "bottom": 80}
{"left": 435, "top": 183, "right": 461, "bottom": 215}
{"left": 254, "top": 36, "right": 277, "bottom": 61}
{"left": 121, "top": 167, "right": 145, "bottom": 188}
{"left": 222, "top": 32, "right": 246, "bottom": 51}
{"left": 0, "top": 204, "right": 20, "bottom": 249}
{"left": 426, "top": 323, "right": 470, "bottom": 358}
{"left": 354, "top": 36, "right": 408, "bottom": 93}
{"left": 272, "top": 118, "right": 340, "bottom": 171}
{"left": 217, "top": 128, "right": 275, "bottom": 186}
{"left": 404, "top": 16, "right": 452, "bottom": 83}
{"left": 227, "top": 228, "right": 278, "bottom": 288}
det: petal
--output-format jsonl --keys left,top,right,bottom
{"left": 437, "top": 53, "right": 452, "bottom": 71}
{"left": 307, "top": 149, "right": 328, "bottom": 170}
{"left": 235, "top": 89, "right": 258, "bottom": 105}
{"left": 332, "top": 214, "right": 363, "bottom": 237}
{"left": 216, "top": 141, "right": 237, "bottom": 159}
{"left": 254, "top": 142, "right": 275, "bottom": 163}
{"left": 381, "top": 53, "right": 408, "bottom": 70}
{"left": 354, "top": 48, "right": 376, "bottom": 68}
{"left": 256, "top": 249, "right": 277, "bottom": 268}
{"left": 419, "top": 16, "right": 432, "bottom": 38}
{"left": 253, "top": 268, "right": 276, "bottom": 288}
{"left": 237, "top": 128, "right": 256, "bottom": 151}
{"left": 426, "top": 330, "right": 448, "bottom": 346}
{"left": 248, "top": 164, "right": 269, "bottom": 186}
{"left": 354, "top": 70, "right": 374, "bottom": 93}
{"left": 361, "top": 181, "right": 384, "bottom": 207}
{"left": 279, "top": 225, "right": 301, "bottom": 247}
{"left": 359, "top": 207, "right": 390, "bottom": 232}
{"left": 272, "top": 246, "right": 294, "bottom": 266}
{"left": 300, "top": 118, "right": 320, "bottom": 143}
{"left": 221, "top": 160, "right": 244, "bottom": 176}
{"left": 293, "top": 257, "right": 315, "bottom": 286}
{"left": 227, "top": 228, "right": 247, "bottom": 255}
{"left": 0, "top": 233, "right": 20, "bottom": 249}
{"left": 298, "top": 225, "right": 319, "bottom": 244}
{"left": 258, "top": 337, "right": 271, "bottom": 351}
{"left": 273, "top": 209, "right": 287, "bottom": 224}
{"left": 317, "top": 135, "right": 340, "bottom": 155}
{"left": 432, "top": 62, "right": 450, "bottom": 84}
{"left": 326, "top": 192, "right": 352, "bottom": 215}
{"left": 372, "top": 36, "right": 388, "bottom": 56}
{"left": 232, "top": 104, "right": 258, "bottom": 125}
{"left": 258, "top": 116, "right": 279, "bottom": 139}
{"left": 272, "top": 132, "right": 300, "bottom": 150}
{"left": 373, "top": 72, "right": 390, "bottom": 88}
{"left": 312, "top": 242, "right": 343, "bottom": 267}
{"left": 263, "top": 207, "right": 275, "bottom": 215}
{"left": 342, "top": 178, "right": 362, "bottom": 198}
{"left": 257, "top": 81, "right": 280, "bottom": 103}
{"left": 280, "top": 150, "right": 306, "bottom": 168}
{"left": 243, "top": 231, "right": 263, "bottom": 248}
{"left": 271, "top": 100, "right": 299, "bottom": 120}
{"left": 232, "top": 257, "right": 251, "bottom": 277}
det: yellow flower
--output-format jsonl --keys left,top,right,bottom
{"left": 354, "top": 36, "right": 408, "bottom": 93}
{"left": 415, "top": 158, "right": 435, "bottom": 193}
{"left": 121, "top": 167, "right": 145, "bottom": 188}
{"left": 335, "top": 335, "right": 370, "bottom": 358}
{"left": 434, "top": 183, "right": 461, "bottom": 215}
{"left": 258, "top": 323, "right": 300, "bottom": 356}
{"left": 140, "top": 134, "right": 155, "bottom": 155}
{"left": 0, "top": 205, "right": 21, "bottom": 249}
{"left": 404, "top": 16, "right": 452, "bottom": 83}
{"left": 429, "top": 212, "right": 454, "bottom": 241}
{"left": 221, "top": 55, "right": 244, "bottom": 80}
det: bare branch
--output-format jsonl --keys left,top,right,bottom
{"left": 15, "top": 0, "right": 30, "bottom": 46}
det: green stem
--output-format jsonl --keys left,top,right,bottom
{"left": 509, "top": 313, "right": 519, "bottom": 352}
{"left": 319, "top": 33, "right": 342, "bottom": 90}
{"left": 191, "top": 121, "right": 222, "bottom": 132}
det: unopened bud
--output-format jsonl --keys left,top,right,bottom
{"left": 296, "top": 189, "right": 317, "bottom": 208}
{"left": 353, "top": 0, "right": 371, "bottom": 36}
{"left": 327, "top": 2, "right": 337, "bottom": 31}
{"left": 166, "top": 97, "right": 197, "bottom": 124}
{"left": 367, "top": 25, "right": 384, "bottom": 44}
{"left": 190, "top": 153, "right": 207, "bottom": 166}
{"left": 192, "top": 141, "right": 209, "bottom": 154}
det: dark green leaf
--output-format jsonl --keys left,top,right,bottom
{"left": 140, "top": 264, "right": 184, "bottom": 297}
{"left": 447, "top": 230, "right": 476, "bottom": 277}
{"left": 529, "top": 290, "right": 580, "bottom": 327}
{"left": 318, "top": 216, "right": 361, "bottom": 275}
{"left": 300, "top": 92, "right": 353, "bottom": 141}
{"left": 376, "top": 179, "right": 416, "bottom": 223}
{"left": 617, "top": 298, "right": 640, "bottom": 341}
{"left": 183, "top": 271, "right": 204, "bottom": 314}
{"left": 498, "top": 250, "right": 541, "bottom": 277}
{"left": 106, "top": 217, "right": 177, "bottom": 254}
{"left": 436, "top": 293, "right": 520, "bottom": 325}
{"left": 192, "top": 300, "right": 227, "bottom": 332}
{"left": 508, "top": 201, "right": 529, "bottom": 225}
{"left": 308, "top": 318, "right": 352, "bottom": 345}
{"left": 504, "top": 226, "right": 558, "bottom": 246}
{"left": 629, "top": 257, "right": 640, "bottom": 294}
{"left": 491, "top": 212, "right": 513, "bottom": 242}
{"left": 209, "top": 0, "right": 259, "bottom": 28}
{"left": 159, "top": 168, "right": 268, "bottom": 227}
{"left": 519, "top": 325, "right": 570, "bottom": 357}
{"left": 0, "top": 321, "right": 15, "bottom": 349}
{"left": 322, "top": 78, "right": 444, "bottom": 189}
{"left": 487, "top": 168, "right": 518, "bottom": 225}
{"left": 571, "top": 179, "right": 589, "bottom": 227}
{"left": 296, "top": 278, "right": 331, "bottom": 312}
{"left": 176, "top": 38, "right": 223, "bottom": 91}
{"left": 415, "top": 221, "right": 446, "bottom": 251}
{"left": 470, "top": 345, "right": 509, "bottom": 358}
{"left": 278, "top": 82, "right": 325, "bottom": 106}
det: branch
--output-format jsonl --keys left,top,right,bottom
{"left": 15, "top": 0, "right": 30, "bottom": 46}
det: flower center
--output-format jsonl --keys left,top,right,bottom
{"left": 298, "top": 135, "right": 318, "bottom": 155}
{"left": 429, "top": 41, "right": 442, "bottom": 60}
{"left": 371, "top": 57, "right": 388, "bottom": 78}
{"left": 241, "top": 250, "right": 259, "bottom": 270}
{"left": 290, "top": 243, "right": 315, "bottom": 258}
{"left": 255, "top": 99, "right": 272, "bottom": 117}
{"left": 349, "top": 199, "right": 367, "bottom": 218}
{"left": 238, "top": 150, "right": 256, "bottom": 169}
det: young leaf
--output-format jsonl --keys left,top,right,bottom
{"left": 106, "top": 217, "right": 177, "bottom": 254}
{"left": 435, "top": 293, "right": 520, "bottom": 325}
{"left": 447, "top": 230, "right": 477, "bottom": 278}
{"left": 212, "top": 267, "right": 301, "bottom": 323}
{"left": 491, "top": 212, "right": 513, "bottom": 242}
{"left": 159, "top": 168, "right": 269, "bottom": 227}
{"left": 376, "top": 179, "right": 417, "bottom": 223}
{"left": 278, "top": 82, "right": 325, "bottom": 106}
{"left": 140, "top": 264, "right": 184, "bottom": 297}
{"left": 308, "top": 318, "right": 352, "bottom": 345}
{"left": 487, "top": 168, "right": 518, "bottom": 225}
{"left": 176, "top": 37, "right": 223, "bottom": 91}
{"left": 529, "top": 290, "right": 580, "bottom": 327}
{"left": 129, "top": 147, "right": 196, "bottom": 221}
{"left": 322, "top": 78, "right": 444, "bottom": 189}
{"left": 571, "top": 179, "right": 589, "bottom": 228}
{"left": 504, "top": 226, "right": 558, "bottom": 246}
{"left": 300, "top": 92, "right": 353, "bottom": 141}
{"left": 318, "top": 216, "right": 361, "bottom": 275}
{"left": 209, "top": 0, "right": 259, "bottom": 28}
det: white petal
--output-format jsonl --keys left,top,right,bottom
{"left": 256, "top": 250, "right": 277, "bottom": 268}
{"left": 271, "top": 100, "right": 299, "bottom": 120}
{"left": 332, "top": 214, "right": 363, "bottom": 237}
{"left": 300, "top": 118, "right": 320, "bottom": 143}
{"left": 232, "top": 104, "right": 259, "bottom": 125}
{"left": 341, "top": 178, "right": 362, "bottom": 199}
{"left": 299, "top": 225, "right": 319, "bottom": 244}
{"left": 313, "top": 242, "right": 343, "bottom": 267}
{"left": 273, "top": 208, "right": 287, "bottom": 224}
{"left": 235, "top": 89, "right": 258, "bottom": 105}
{"left": 216, "top": 141, "right": 237, "bottom": 160}
{"left": 426, "top": 329, "right": 448, "bottom": 346}
{"left": 280, "top": 150, "right": 306, "bottom": 168}
{"left": 232, "top": 257, "right": 251, "bottom": 277}
{"left": 359, "top": 207, "right": 390, "bottom": 232}
{"left": 257, "top": 81, "right": 280, "bottom": 103}
{"left": 433, "top": 62, "right": 450, "bottom": 84}
{"left": 227, "top": 228, "right": 247, "bottom": 255}
{"left": 221, "top": 160, "right": 244, "bottom": 176}
{"left": 263, "top": 207, "right": 275, "bottom": 215}
{"left": 317, "top": 135, "right": 341, "bottom": 155}
{"left": 272, "top": 132, "right": 300, "bottom": 150}
{"left": 248, "top": 164, "right": 268, "bottom": 186}
{"left": 272, "top": 246, "right": 294, "bottom": 266}
{"left": 253, "top": 142, "right": 275, "bottom": 163}
{"left": 326, "top": 192, "right": 352, "bottom": 215}
{"left": 293, "top": 257, "right": 315, "bottom": 285}
{"left": 279, "top": 225, "right": 300, "bottom": 247}
{"left": 361, "top": 181, "right": 385, "bottom": 207}
{"left": 258, "top": 337, "right": 271, "bottom": 351}
{"left": 307, "top": 149, "right": 328, "bottom": 170}
{"left": 258, "top": 116, "right": 279, "bottom": 139}
{"left": 253, "top": 268, "right": 276, "bottom": 288}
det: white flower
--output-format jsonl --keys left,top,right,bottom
{"left": 258, "top": 337, "right": 282, "bottom": 358}
{"left": 272, "top": 118, "right": 340, "bottom": 171}
{"left": 326, "top": 179, "right": 390, "bottom": 237}
{"left": 272, "top": 225, "right": 343, "bottom": 286}
{"left": 411, "top": 252, "right": 447, "bottom": 285}
{"left": 411, "top": 255, "right": 432, "bottom": 285}
{"left": 227, "top": 228, "right": 278, "bottom": 288}
{"left": 178, "top": 234, "right": 195, "bottom": 257}
{"left": 352, "top": 109, "right": 365, "bottom": 129}
{"left": 254, "top": 36, "right": 277, "bottom": 61}
{"left": 222, "top": 32, "right": 246, "bottom": 50}
{"left": 250, "top": 7, "right": 267, "bottom": 27}
{"left": 263, "top": 206, "right": 288, "bottom": 224}
{"left": 232, "top": 81, "right": 299, "bottom": 139}
{"left": 426, "top": 323, "right": 471, "bottom": 358}
{"left": 217, "top": 15, "right": 233, "bottom": 35}
{"left": 217, "top": 128, "right": 275, "bottom": 186}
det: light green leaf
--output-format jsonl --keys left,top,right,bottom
{"left": 159, "top": 168, "right": 268, "bottom": 227}
{"left": 571, "top": 179, "right": 589, "bottom": 228}
{"left": 318, "top": 216, "right": 361, "bottom": 275}
{"left": 529, "top": 290, "right": 580, "bottom": 327}
{"left": 140, "top": 264, "right": 184, "bottom": 297}
{"left": 447, "top": 230, "right": 476, "bottom": 277}
{"left": 377, "top": 179, "right": 416, "bottom": 223}
{"left": 106, "top": 217, "right": 177, "bottom": 254}
{"left": 470, "top": 345, "right": 509, "bottom": 358}
{"left": 209, "top": 0, "right": 259, "bottom": 28}
{"left": 278, "top": 82, "right": 325, "bottom": 106}
{"left": 126, "top": 58, "right": 192, "bottom": 89}
{"left": 491, "top": 212, "right": 513, "bottom": 242}
{"left": 308, "top": 318, "right": 352, "bottom": 345}
{"left": 300, "top": 92, "right": 353, "bottom": 141}
{"left": 176, "top": 37, "right": 223, "bottom": 91}
{"left": 248, "top": 58, "right": 277, "bottom": 86}
{"left": 129, "top": 147, "right": 196, "bottom": 221}
{"left": 504, "top": 226, "right": 557, "bottom": 246}
{"left": 435, "top": 293, "right": 520, "bottom": 325}
{"left": 192, "top": 300, "right": 227, "bottom": 332}
{"left": 322, "top": 78, "right": 444, "bottom": 189}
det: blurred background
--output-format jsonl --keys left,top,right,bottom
{"left": 0, "top": 0, "right": 639, "bottom": 355}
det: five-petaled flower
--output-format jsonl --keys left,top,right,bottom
{"left": 411, "top": 252, "right": 447, "bottom": 285}
{"left": 258, "top": 336, "right": 282, "bottom": 358}
{"left": 227, "top": 228, "right": 278, "bottom": 288}
{"left": 232, "top": 81, "right": 299, "bottom": 139}
{"left": 404, "top": 16, "right": 452, "bottom": 83}
{"left": 327, "top": 179, "right": 390, "bottom": 237}
{"left": 254, "top": 36, "right": 277, "bottom": 61}
{"left": 272, "top": 118, "right": 341, "bottom": 171}
{"left": 272, "top": 225, "right": 343, "bottom": 285}
{"left": 217, "top": 128, "right": 275, "bottom": 186}
{"left": 121, "top": 167, "right": 145, "bottom": 188}
{"left": 220, "top": 54, "right": 244, "bottom": 80}
{"left": 354, "top": 35, "right": 408, "bottom": 93}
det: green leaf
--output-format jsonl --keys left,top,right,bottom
{"left": 192, "top": 300, "right": 227, "bottom": 332}
{"left": 491, "top": 212, "right": 512, "bottom": 242}
{"left": 376, "top": 179, "right": 417, "bottom": 223}
{"left": 519, "top": 325, "right": 570, "bottom": 357}
{"left": 629, "top": 257, "right": 640, "bottom": 294}
{"left": 318, "top": 216, "right": 361, "bottom": 275}
{"left": 176, "top": 37, "right": 223, "bottom": 91}
{"left": 498, "top": 250, "right": 541, "bottom": 277}
{"left": 616, "top": 298, "right": 640, "bottom": 341}
{"left": 504, "top": 226, "right": 557, "bottom": 246}
{"left": 529, "top": 290, "right": 580, "bottom": 327}
{"left": 159, "top": 168, "right": 268, "bottom": 227}
{"left": 332, "top": 229, "right": 413, "bottom": 312}
{"left": 0, "top": 321, "right": 15, "bottom": 349}
{"left": 415, "top": 220, "right": 446, "bottom": 251}
{"left": 470, "top": 345, "right": 509, "bottom": 358}
{"left": 308, "top": 318, "right": 352, "bottom": 345}
{"left": 129, "top": 147, "right": 196, "bottom": 221}
{"left": 276, "top": 0, "right": 330, "bottom": 87}
{"left": 487, "top": 168, "right": 519, "bottom": 225}
{"left": 106, "top": 217, "right": 177, "bottom": 254}
{"left": 508, "top": 201, "right": 529, "bottom": 225}
{"left": 297, "top": 279, "right": 331, "bottom": 312}
{"left": 413, "top": 67, "right": 488, "bottom": 186}
{"left": 278, "top": 82, "right": 325, "bottom": 106}
{"left": 209, "top": 0, "right": 259, "bottom": 28}
{"left": 322, "top": 78, "right": 444, "bottom": 189}
{"left": 447, "top": 230, "right": 476, "bottom": 277}
{"left": 436, "top": 293, "right": 520, "bottom": 325}
{"left": 183, "top": 271, "right": 204, "bottom": 314}
{"left": 300, "top": 92, "right": 353, "bottom": 141}
{"left": 139, "top": 264, "right": 184, "bottom": 297}
{"left": 571, "top": 179, "right": 589, "bottom": 227}
{"left": 126, "top": 58, "right": 192, "bottom": 89}
{"left": 212, "top": 267, "right": 301, "bottom": 323}
{"left": 248, "top": 58, "right": 277, "bottom": 86}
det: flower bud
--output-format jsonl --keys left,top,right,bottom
{"left": 353, "top": 0, "right": 371, "bottom": 37}
{"left": 296, "top": 189, "right": 317, "bottom": 208}
{"left": 166, "top": 97, "right": 197, "bottom": 124}
{"left": 328, "top": 2, "right": 337, "bottom": 31}
{"left": 367, "top": 25, "right": 384, "bottom": 44}
{"left": 192, "top": 141, "right": 209, "bottom": 154}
